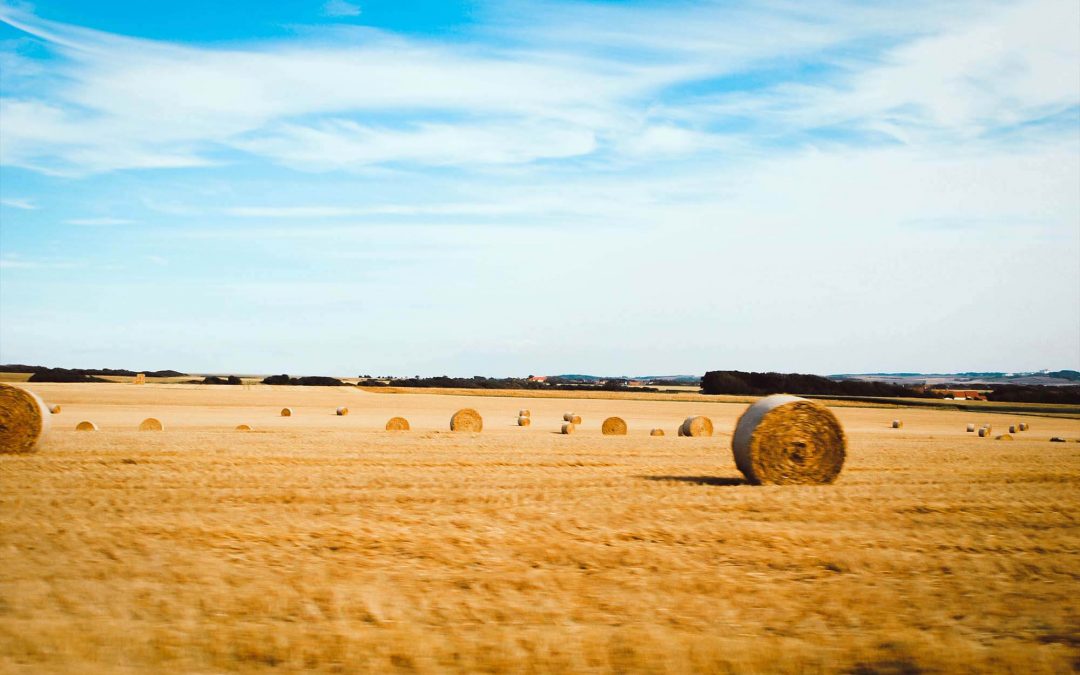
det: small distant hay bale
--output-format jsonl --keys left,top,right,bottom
{"left": 134, "top": 373, "right": 146, "bottom": 385}
{"left": 1019, "top": 422, "right": 1029, "bottom": 431}
{"left": 1049, "top": 437, "right": 1065, "bottom": 443}
{"left": 679, "top": 416, "right": 714, "bottom": 437}
{"left": 978, "top": 427, "right": 990, "bottom": 437}
{"left": 563, "top": 413, "right": 582, "bottom": 424}
{"left": 517, "top": 416, "right": 531, "bottom": 427}
{"left": 966, "top": 423, "right": 976, "bottom": 432}
{"left": 235, "top": 424, "right": 252, "bottom": 431}
{"left": 995, "top": 434, "right": 1013, "bottom": 441}
{"left": 75, "top": 421, "right": 98, "bottom": 432}
{"left": 49, "top": 404, "right": 61, "bottom": 414}
{"left": 519, "top": 409, "right": 531, "bottom": 417}
{"left": 450, "top": 408, "right": 483, "bottom": 432}
{"left": 732, "top": 395, "right": 846, "bottom": 485}
{"left": 385, "top": 417, "right": 410, "bottom": 431}
{"left": 650, "top": 428, "right": 665, "bottom": 437}
{"left": 601, "top": 416, "right": 627, "bottom": 435}
{"left": 280, "top": 408, "right": 293, "bottom": 417}
{"left": 1008, "top": 425, "right": 1016, "bottom": 434}
{"left": 336, "top": 406, "right": 349, "bottom": 416}
{"left": 891, "top": 419, "right": 903, "bottom": 429}
{"left": 560, "top": 422, "right": 575, "bottom": 434}
{"left": 0, "top": 383, "right": 50, "bottom": 454}
{"left": 138, "top": 418, "right": 163, "bottom": 432}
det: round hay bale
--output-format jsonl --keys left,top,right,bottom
{"left": 49, "top": 404, "right": 61, "bottom": 414}
{"left": 1019, "top": 422, "right": 1029, "bottom": 431}
{"left": 891, "top": 419, "right": 903, "bottom": 429}
{"left": 978, "top": 427, "right": 990, "bottom": 437}
{"left": 679, "top": 416, "right": 714, "bottom": 437}
{"left": 650, "top": 428, "right": 665, "bottom": 437}
{"left": 966, "top": 423, "right": 976, "bottom": 432}
{"left": 336, "top": 406, "right": 349, "bottom": 416}
{"left": 732, "top": 395, "right": 846, "bottom": 485}
{"left": 560, "top": 422, "right": 575, "bottom": 434}
{"left": 235, "top": 424, "right": 252, "bottom": 431}
{"left": 138, "top": 418, "right": 163, "bottom": 432}
{"left": 1008, "top": 425, "right": 1016, "bottom": 434}
{"left": 450, "top": 408, "right": 482, "bottom": 432}
{"left": 517, "top": 416, "right": 531, "bottom": 427}
{"left": 385, "top": 417, "right": 410, "bottom": 431}
{"left": 562, "top": 413, "right": 582, "bottom": 424}
{"left": 75, "top": 421, "right": 98, "bottom": 432}
{"left": 601, "top": 416, "right": 627, "bottom": 435}
{"left": 519, "top": 409, "right": 531, "bottom": 417}
{"left": 280, "top": 407, "right": 293, "bottom": 417}
{"left": 0, "top": 383, "right": 50, "bottom": 454}
{"left": 996, "top": 434, "right": 1013, "bottom": 441}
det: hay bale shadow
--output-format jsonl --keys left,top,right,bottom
{"left": 641, "top": 475, "right": 747, "bottom": 487}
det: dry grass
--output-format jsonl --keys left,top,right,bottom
{"left": 1, "top": 383, "right": 1079, "bottom": 673}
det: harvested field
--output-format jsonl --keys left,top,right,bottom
{"left": 1, "top": 382, "right": 1079, "bottom": 673}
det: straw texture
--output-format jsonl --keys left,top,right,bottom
{"left": 450, "top": 408, "right": 483, "bottom": 432}
{"left": 732, "top": 395, "right": 846, "bottom": 485}
{"left": 678, "top": 416, "right": 714, "bottom": 437}
{"left": 0, "top": 383, "right": 50, "bottom": 453}
{"left": 601, "top": 417, "right": 627, "bottom": 435}
{"left": 138, "top": 418, "right": 163, "bottom": 432}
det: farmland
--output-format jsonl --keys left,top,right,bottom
{"left": 2, "top": 383, "right": 1079, "bottom": 673}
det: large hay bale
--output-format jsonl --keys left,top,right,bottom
{"left": 650, "top": 428, "right": 665, "bottom": 437}
{"left": 385, "top": 417, "right": 410, "bottom": 431}
{"left": 138, "top": 418, "right": 163, "bottom": 432}
{"left": 891, "top": 419, "right": 903, "bottom": 429}
{"left": 450, "top": 408, "right": 482, "bottom": 432}
{"left": 1019, "top": 423, "right": 1029, "bottom": 432}
{"left": 978, "top": 427, "right": 990, "bottom": 437}
{"left": 1008, "top": 425, "right": 1016, "bottom": 434}
{"left": 280, "top": 407, "right": 293, "bottom": 417}
{"left": 336, "top": 406, "right": 349, "bottom": 416}
{"left": 134, "top": 373, "right": 146, "bottom": 385}
{"left": 563, "top": 413, "right": 582, "bottom": 424}
{"left": 966, "top": 423, "right": 976, "bottom": 432}
{"left": 75, "top": 421, "right": 98, "bottom": 432}
{"left": 517, "top": 416, "right": 531, "bottom": 427}
{"left": 235, "top": 424, "right": 252, "bottom": 431}
{"left": 0, "top": 384, "right": 50, "bottom": 453}
{"left": 732, "top": 395, "right": 846, "bottom": 485}
{"left": 561, "top": 422, "right": 575, "bottom": 434}
{"left": 679, "top": 416, "right": 714, "bottom": 437}
{"left": 601, "top": 416, "right": 627, "bottom": 435}
{"left": 49, "top": 404, "right": 61, "bottom": 414}
{"left": 518, "top": 409, "right": 531, "bottom": 417}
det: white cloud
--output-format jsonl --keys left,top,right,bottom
{"left": 322, "top": 0, "right": 361, "bottom": 18}
{"left": 65, "top": 217, "right": 134, "bottom": 225}
{"left": 0, "top": 197, "right": 36, "bottom": 209}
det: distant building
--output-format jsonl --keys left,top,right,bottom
{"left": 528, "top": 375, "right": 547, "bottom": 383}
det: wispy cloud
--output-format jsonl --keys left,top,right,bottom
{"left": 65, "top": 217, "right": 134, "bottom": 226}
{"left": 0, "top": 197, "right": 36, "bottom": 209}
{"left": 322, "top": 0, "right": 361, "bottom": 18}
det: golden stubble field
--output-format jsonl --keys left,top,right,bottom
{"left": 2, "top": 383, "right": 1079, "bottom": 673}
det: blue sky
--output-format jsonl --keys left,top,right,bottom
{"left": 1, "top": 0, "right": 1077, "bottom": 376}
